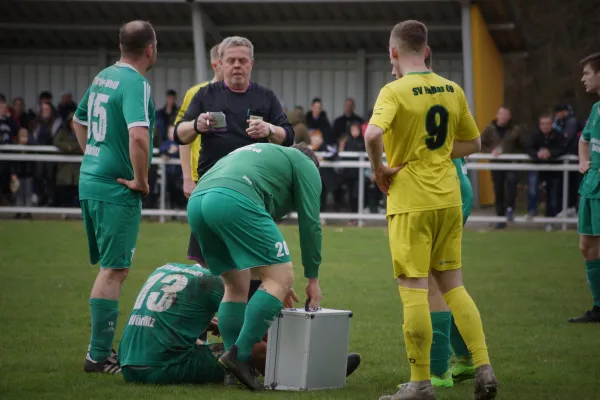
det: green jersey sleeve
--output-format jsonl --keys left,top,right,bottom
{"left": 74, "top": 87, "right": 91, "bottom": 126}
{"left": 292, "top": 159, "right": 323, "bottom": 278}
{"left": 123, "top": 79, "right": 152, "bottom": 130}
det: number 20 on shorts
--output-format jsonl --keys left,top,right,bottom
{"left": 275, "top": 241, "right": 290, "bottom": 258}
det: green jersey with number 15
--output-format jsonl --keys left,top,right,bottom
{"left": 74, "top": 62, "right": 155, "bottom": 206}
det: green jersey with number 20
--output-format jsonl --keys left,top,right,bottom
{"left": 118, "top": 263, "right": 225, "bottom": 367}
{"left": 74, "top": 62, "right": 155, "bottom": 206}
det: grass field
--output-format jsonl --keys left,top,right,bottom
{"left": 0, "top": 220, "right": 598, "bottom": 400}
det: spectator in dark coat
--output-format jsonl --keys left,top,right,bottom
{"left": 156, "top": 89, "right": 179, "bottom": 141}
{"left": 481, "top": 106, "right": 524, "bottom": 227}
{"left": 525, "top": 115, "right": 566, "bottom": 225}
{"left": 11, "top": 128, "right": 35, "bottom": 218}
{"left": 306, "top": 98, "right": 333, "bottom": 144}
{"left": 159, "top": 125, "right": 185, "bottom": 210}
{"left": 341, "top": 122, "right": 366, "bottom": 219}
{"left": 554, "top": 103, "right": 582, "bottom": 214}
{"left": 332, "top": 98, "right": 363, "bottom": 145}
{"left": 0, "top": 98, "right": 18, "bottom": 144}
{"left": 57, "top": 91, "right": 78, "bottom": 122}
{"left": 11, "top": 97, "right": 30, "bottom": 130}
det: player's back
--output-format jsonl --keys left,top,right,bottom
{"left": 371, "top": 72, "right": 479, "bottom": 214}
{"left": 76, "top": 63, "right": 155, "bottom": 206}
{"left": 118, "top": 263, "right": 223, "bottom": 367}
{"left": 194, "top": 143, "right": 321, "bottom": 219}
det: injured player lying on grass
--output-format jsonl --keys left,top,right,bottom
{"left": 117, "top": 262, "right": 361, "bottom": 385}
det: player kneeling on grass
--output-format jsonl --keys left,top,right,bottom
{"left": 118, "top": 262, "right": 361, "bottom": 385}
{"left": 183, "top": 142, "right": 328, "bottom": 390}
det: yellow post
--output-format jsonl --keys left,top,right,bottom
{"left": 471, "top": 4, "right": 505, "bottom": 206}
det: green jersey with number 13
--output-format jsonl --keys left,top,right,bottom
{"left": 74, "top": 62, "right": 155, "bottom": 206}
{"left": 118, "top": 263, "right": 225, "bottom": 367}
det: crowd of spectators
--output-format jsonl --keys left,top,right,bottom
{"left": 0, "top": 89, "right": 585, "bottom": 227}
{"left": 481, "top": 104, "right": 585, "bottom": 231}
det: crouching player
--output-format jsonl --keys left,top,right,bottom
{"left": 118, "top": 262, "right": 361, "bottom": 385}
{"left": 184, "top": 142, "right": 330, "bottom": 390}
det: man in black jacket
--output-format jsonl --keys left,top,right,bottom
{"left": 175, "top": 36, "right": 294, "bottom": 274}
{"left": 525, "top": 115, "right": 565, "bottom": 224}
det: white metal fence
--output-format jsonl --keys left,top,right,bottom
{"left": 0, "top": 145, "right": 580, "bottom": 229}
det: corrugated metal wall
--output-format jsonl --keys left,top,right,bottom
{"left": 0, "top": 51, "right": 463, "bottom": 121}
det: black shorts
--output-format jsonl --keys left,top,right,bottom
{"left": 187, "top": 231, "right": 205, "bottom": 263}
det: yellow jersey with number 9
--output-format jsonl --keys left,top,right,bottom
{"left": 369, "top": 71, "right": 479, "bottom": 215}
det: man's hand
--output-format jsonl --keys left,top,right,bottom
{"left": 537, "top": 148, "right": 551, "bottom": 160}
{"left": 208, "top": 317, "right": 220, "bottom": 337}
{"left": 117, "top": 178, "right": 149, "bottom": 196}
{"left": 283, "top": 289, "right": 299, "bottom": 309}
{"left": 374, "top": 164, "right": 405, "bottom": 195}
{"left": 305, "top": 278, "right": 323, "bottom": 310}
{"left": 183, "top": 178, "right": 196, "bottom": 199}
{"left": 580, "top": 160, "right": 591, "bottom": 174}
{"left": 246, "top": 119, "right": 270, "bottom": 139}
{"left": 196, "top": 113, "right": 216, "bottom": 133}
{"left": 492, "top": 146, "right": 503, "bottom": 157}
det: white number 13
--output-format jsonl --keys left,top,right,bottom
{"left": 87, "top": 92, "right": 109, "bottom": 142}
{"left": 275, "top": 241, "right": 290, "bottom": 257}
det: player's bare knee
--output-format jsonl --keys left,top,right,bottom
{"left": 222, "top": 269, "right": 251, "bottom": 301}
{"left": 432, "top": 268, "right": 463, "bottom": 294}
{"left": 579, "top": 236, "right": 600, "bottom": 260}
{"left": 98, "top": 268, "right": 129, "bottom": 284}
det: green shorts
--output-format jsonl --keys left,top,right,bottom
{"left": 187, "top": 188, "right": 291, "bottom": 276}
{"left": 80, "top": 199, "right": 141, "bottom": 268}
{"left": 121, "top": 345, "right": 225, "bottom": 385}
{"left": 462, "top": 199, "right": 472, "bottom": 226}
{"left": 578, "top": 196, "right": 600, "bottom": 236}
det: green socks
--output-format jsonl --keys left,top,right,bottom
{"left": 450, "top": 316, "right": 471, "bottom": 358}
{"left": 217, "top": 302, "right": 246, "bottom": 351}
{"left": 585, "top": 259, "right": 600, "bottom": 307}
{"left": 235, "top": 290, "right": 283, "bottom": 362}
{"left": 430, "top": 311, "right": 452, "bottom": 377}
{"left": 89, "top": 298, "right": 119, "bottom": 362}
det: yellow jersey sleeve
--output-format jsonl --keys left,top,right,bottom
{"left": 455, "top": 88, "right": 480, "bottom": 141}
{"left": 175, "top": 82, "right": 209, "bottom": 182}
{"left": 369, "top": 86, "right": 398, "bottom": 132}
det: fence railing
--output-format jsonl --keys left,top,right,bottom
{"left": 0, "top": 145, "right": 580, "bottom": 229}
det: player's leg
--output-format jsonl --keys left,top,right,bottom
{"left": 431, "top": 207, "right": 496, "bottom": 400}
{"left": 187, "top": 192, "right": 248, "bottom": 351}
{"left": 427, "top": 275, "right": 453, "bottom": 388}
{"left": 570, "top": 196, "right": 600, "bottom": 322}
{"left": 83, "top": 200, "right": 140, "bottom": 374}
{"left": 379, "top": 212, "right": 435, "bottom": 400}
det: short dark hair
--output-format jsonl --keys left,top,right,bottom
{"left": 391, "top": 20, "right": 428, "bottom": 53}
{"left": 39, "top": 91, "right": 52, "bottom": 101}
{"left": 580, "top": 52, "right": 600, "bottom": 73}
{"left": 119, "top": 20, "right": 156, "bottom": 57}
{"left": 311, "top": 97, "right": 322, "bottom": 105}
{"left": 292, "top": 142, "right": 320, "bottom": 168}
{"left": 166, "top": 89, "right": 177, "bottom": 97}
{"left": 424, "top": 49, "right": 433, "bottom": 69}
{"left": 539, "top": 114, "right": 553, "bottom": 121}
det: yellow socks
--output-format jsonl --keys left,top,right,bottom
{"left": 443, "top": 286, "right": 490, "bottom": 367}
{"left": 398, "top": 286, "right": 432, "bottom": 382}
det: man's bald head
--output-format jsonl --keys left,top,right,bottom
{"left": 119, "top": 20, "right": 156, "bottom": 58}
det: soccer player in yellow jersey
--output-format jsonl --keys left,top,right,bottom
{"left": 176, "top": 44, "right": 223, "bottom": 264}
{"left": 365, "top": 21, "right": 497, "bottom": 400}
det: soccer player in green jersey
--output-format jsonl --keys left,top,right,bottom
{"left": 570, "top": 52, "right": 600, "bottom": 323}
{"left": 178, "top": 138, "right": 323, "bottom": 390}
{"left": 119, "top": 262, "right": 361, "bottom": 385}
{"left": 72, "top": 21, "right": 157, "bottom": 374}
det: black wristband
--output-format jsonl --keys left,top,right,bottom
{"left": 194, "top": 115, "right": 203, "bottom": 136}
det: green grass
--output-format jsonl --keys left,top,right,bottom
{"left": 0, "top": 221, "right": 597, "bottom": 400}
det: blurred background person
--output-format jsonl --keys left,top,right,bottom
{"left": 525, "top": 114, "right": 565, "bottom": 230}
{"left": 481, "top": 106, "right": 524, "bottom": 228}
{"left": 11, "top": 128, "right": 35, "bottom": 217}
{"left": 160, "top": 125, "right": 185, "bottom": 211}
{"left": 53, "top": 113, "right": 82, "bottom": 208}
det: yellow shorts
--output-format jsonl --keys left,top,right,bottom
{"left": 387, "top": 206, "right": 463, "bottom": 278}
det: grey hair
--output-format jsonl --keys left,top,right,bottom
{"left": 218, "top": 36, "right": 254, "bottom": 59}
